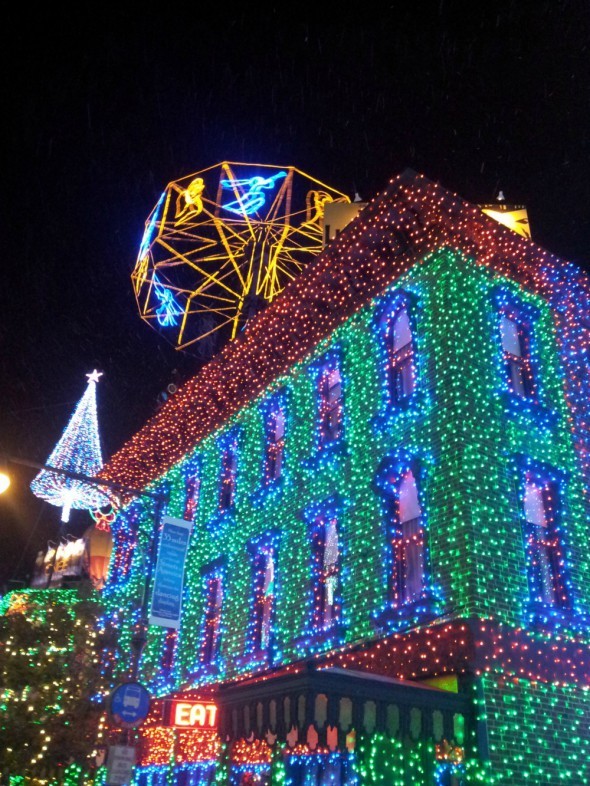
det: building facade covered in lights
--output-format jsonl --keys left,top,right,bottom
{"left": 98, "top": 169, "right": 590, "bottom": 786}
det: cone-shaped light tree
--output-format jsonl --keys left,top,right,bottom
{"left": 30, "top": 370, "right": 111, "bottom": 521}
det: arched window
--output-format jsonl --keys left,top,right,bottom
{"left": 500, "top": 310, "right": 535, "bottom": 399}
{"left": 219, "top": 440, "right": 238, "bottom": 511}
{"left": 252, "top": 547, "right": 276, "bottom": 652}
{"left": 265, "top": 408, "right": 285, "bottom": 483}
{"left": 161, "top": 628, "right": 178, "bottom": 674}
{"left": 318, "top": 366, "right": 343, "bottom": 447}
{"left": 311, "top": 515, "right": 341, "bottom": 630}
{"left": 386, "top": 305, "right": 415, "bottom": 405}
{"left": 111, "top": 510, "right": 138, "bottom": 584}
{"left": 522, "top": 471, "right": 567, "bottom": 607}
{"left": 390, "top": 469, "right": 425, "bottom": 605}
{"left": 183, "top": 462, "right": 201, "bottom": 521}
{"left": 202, "top": 572, "right": 223, "bottom": 664}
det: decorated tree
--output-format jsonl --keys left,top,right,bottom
{"left": 30, "top": 371, "right": 111, "bottom": 522}
{"left": 0, "top": 588, "right": 106, "bottom": 782}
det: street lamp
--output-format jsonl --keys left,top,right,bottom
{"left": 0, "top": 454, "right": 11, "bottom": 494}
{"left": 0, "top": 471, "right": 9, "bottom": 494}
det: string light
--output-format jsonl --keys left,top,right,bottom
{"left": 31, "top": 370, "right": 110, "bottom": 522}
{"left": 100, "top": 170, "right": 590, "bottom": 784}
{"left": 0, "top": 588, "right": 105, "bottom": 779}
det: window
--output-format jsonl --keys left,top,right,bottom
{"left": 117, "top": 538, "right": 135, "bottom": 580}
{"left": 318, "top": 365, "right": 343, "bottom": 448}
{"left": 251, "top": 546, "right": 276, "bottom": 652}
{"left": 183, "top": 463, "right": 201, "bottom": 521}
{"left": 375, "top": 454, "right": 438, "bottom": 627}
{"left": 201, "top": 573, "right": 223, "bottom": 664}
{"left": 386, "top": 304, "right": 415, "bottom": 405}
{"left": 264, "top": 407, "right": 285, "bottom": 483}
{"left": 98, "top": 615, "right": 119, "bottom": 680}
{"left": 311, "top": 515, "right": 341, "bottom": 630}
{"left": 390, "top": 469, "right": 425, "bottom": 605}
{"left": 161, "top": 629, "right": 178, "bottom": 673}
{"left": 374, "top": 291, "right": 418, "bottom": 416}
{"left": 522, "top": 471, "right": 568, "bottom": 607}
{"left": 219, "top": 438, "right": 238, "bottom": 511}
{"left": 113, "top": 511, "right": 138, "bottom": 583}
{"left": 500, "top": 311, "right": 535, "bottom": 399}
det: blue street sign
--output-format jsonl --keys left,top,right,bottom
{"left": 109, "top": 682, "right": 151, "bottom": 728}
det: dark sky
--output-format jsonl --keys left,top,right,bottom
{"left": 1, "top": 2, "right": 589, "bottom": 587}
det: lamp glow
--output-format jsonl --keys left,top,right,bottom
{"left": 0, "top": 471, "right": 10, "bottom": 494}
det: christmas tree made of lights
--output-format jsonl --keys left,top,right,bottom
{"left": 30, "top": 370, "right": 111, "bottom": 522}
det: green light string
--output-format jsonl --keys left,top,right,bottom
{"left": 102, "top": 247, "right": 590, "bottom": 782}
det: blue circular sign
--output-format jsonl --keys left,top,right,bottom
{"left": 109, "top": 682, "right": 151, "bottom": 728}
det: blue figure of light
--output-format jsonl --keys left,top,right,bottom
{"left": 153, "top": 276, "right": 183, "bottom": 327}
{"left": 221, "top": 171, "right": 287, "bottom": 216}
{"left": 138, "top": 191, "right": 166, "bottom": 260}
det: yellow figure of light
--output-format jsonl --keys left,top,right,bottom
{"left": 480, "top": 204, "right": 531, "bottom": 239}
{"left": 133, "top": 254, "right": 150, "bottom": 296}
{"left": 175, "top": 177, "right": 205, "bottom": 224}
{"left": 303, "top": 190, "right": 339, "bottom": 226}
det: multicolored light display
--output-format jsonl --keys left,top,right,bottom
{"left": 100, "top": 170, "right": 590, "bottom": 784}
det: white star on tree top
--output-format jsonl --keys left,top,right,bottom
{"left": 86, "top": 369, "right": 103, "bottom": 384}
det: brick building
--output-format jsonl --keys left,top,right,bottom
{"left": 99, "top": 169, "right": 590, "bottom": 785}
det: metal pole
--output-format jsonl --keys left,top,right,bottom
{"left": 45, "top": 537, "right": 60, "bottom": 589}
{"left": 9, "top": 456, "right": 163, "bottom": 501}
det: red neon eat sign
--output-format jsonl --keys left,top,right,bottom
{"left": 170, "top": 700, "right": 217, "bottom": 728}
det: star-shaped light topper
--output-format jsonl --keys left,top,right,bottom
{"left": 86, "top": 369, "right": 103, "bottom": 384}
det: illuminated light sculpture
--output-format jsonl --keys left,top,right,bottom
{"left": 220, "top": 170, "right": 288, "bottom": 215}
{"left": 153, "top": 274, "right": 184, "bottom": 327}
{"left": 131, "top": 162, "right": 351, "bottom": 353}
{"left": 30, "top": 370, "right": 111, "bottom": 522}
{"left": 90, "top": 502, "right": 117, "bottom": 532}
{"left": 85, "top": 524, "right": 113, "bottom": 590}
{"left": 101, "top": 169, "right": 590, "bottom": 784}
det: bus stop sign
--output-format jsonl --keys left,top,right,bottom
{"left": 108, "top": 682, "right": 151, "bottom": 728}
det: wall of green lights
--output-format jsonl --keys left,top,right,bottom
{"left": 101, "top": 247, "right": 590, "bottom": 783}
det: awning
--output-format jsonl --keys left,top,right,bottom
{"left": 217, "top": 662, "right": 472, "bottom": 751}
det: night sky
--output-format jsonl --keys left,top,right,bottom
{"left": 1, "top": 2, "right": 589, "bottom": 587}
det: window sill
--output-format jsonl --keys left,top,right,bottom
{"left": 372, "top": 392, "right": 428, "bottom": 436}
{"left": 188, "top": 660, "right": 224, "bottom": 683}
{"left": 373, "top": 591, "right": 441, "bottom": 634}
{"left": 302, "top": 441, "right": 349, "bottom": 473}
{"left": 373, "top": 405, "right": 412, "bottom": 434}
{"left": 250, "top": 476, "right": 286, "bottom": 508}
{"left": 234, "top": 648, "right": 273, "bottom": 672}
{"left": 206, "top": 507, "right": 236, "bottom": 530}
{"left": 526, "top": 601, "right": 589, "bottom": 635}
{"left": 293, "top": 624, "right": 346, "bottom": 656}
{"left": 500, "top": 391, "right": 557, "bottom": 429}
